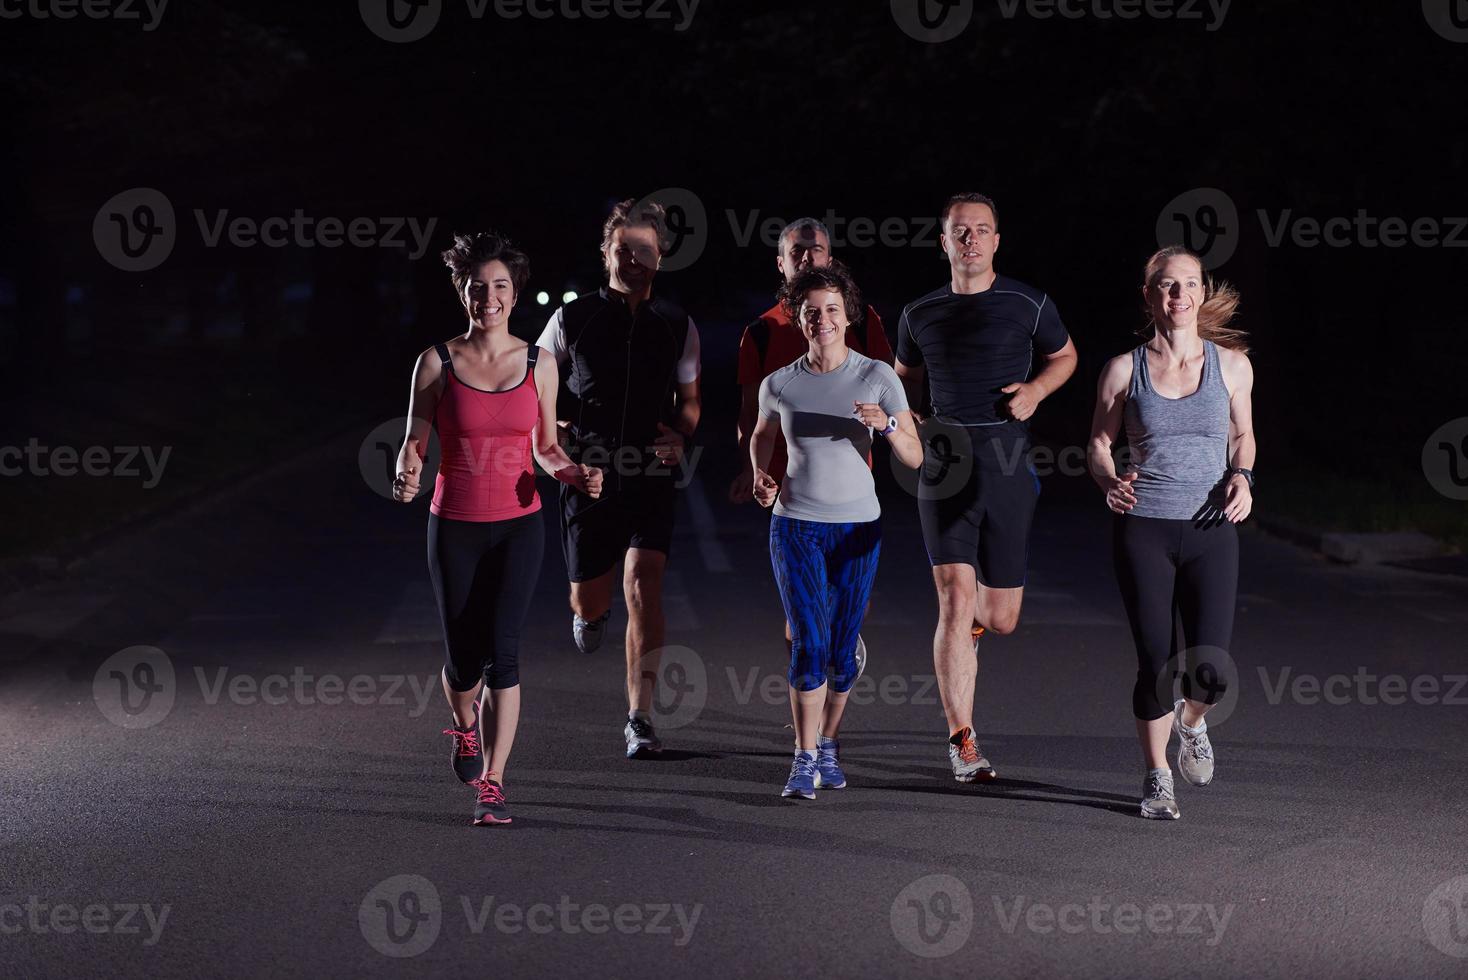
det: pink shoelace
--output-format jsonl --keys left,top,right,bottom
{"left": 472, "top": 778, "right": 506, "bottom": 806}
{"left": 443, "top": 725, "right": 481, "bottom": 758}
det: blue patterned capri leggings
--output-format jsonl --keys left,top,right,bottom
{"left": 769, "top": 516, "right": 882, "bottom": 693}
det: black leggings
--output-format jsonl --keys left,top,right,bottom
{"left": 1113, "top": 515, "right": 1238, "bottom": 721}
{"left": 428, "top": 510, "right": 544, "bottom": 691}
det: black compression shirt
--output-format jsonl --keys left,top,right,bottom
{"left": 896, "top": 275, "right": 1069, "bottom": 427}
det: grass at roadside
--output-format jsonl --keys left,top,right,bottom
{"left": 1267, "top": 464, "right": 1467, "bottom": 552}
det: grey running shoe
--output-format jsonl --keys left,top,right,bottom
{"left": 1140, "top": 768, "right": 1180, "bottom": 820}
{"left": 1172, "top": 699, "right": 1215, "bottom": 786}
{"left": 573, "top": 610, "right": 611, "bottom": 653}
{"left": 854, "top": 634, "right": 867, "bottom": 680}
{"left": 624, "top": 714, "right": 662, "bottom": 758}
{"left": 947, "top": 726, "right": 997, "bottom": 783}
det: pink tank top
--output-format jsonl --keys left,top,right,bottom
{"left": 430, "top": 342, "right": 542, "bottom": 522}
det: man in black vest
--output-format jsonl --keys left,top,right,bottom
{"left": 537, "top": 199, "right": 702, "bottom": 758}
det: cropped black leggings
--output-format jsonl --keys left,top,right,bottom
{"left": 1113, "top": 515, "right": 1238, "bottom": 721}
{"left": 428, "top": 510, "right": 544, "bottom": 691}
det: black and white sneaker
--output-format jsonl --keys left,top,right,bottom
{"left": 624, "top": 713, "right": 663, "bottom": 758}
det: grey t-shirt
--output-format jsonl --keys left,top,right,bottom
{"left": 758, "top": 350, "right": 909, "bottom": 523}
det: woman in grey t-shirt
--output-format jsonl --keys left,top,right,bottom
{"left": 750, "top": 264, "right": 923, "bottom": 800}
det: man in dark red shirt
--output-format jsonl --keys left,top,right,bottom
{"left": 730, "top": 218, "right": 894, "bottom": 503}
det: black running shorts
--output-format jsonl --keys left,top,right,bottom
{"left": 559, "top": 480, "right": 677, "bottom": 582}
{"left": 916, "top": 421, "right": 1039, "bottom": 589}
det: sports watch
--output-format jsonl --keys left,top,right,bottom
{"left": 880, "top": 416, "right": 898, "bottom": 437}
{"left": 1229, "top": 467, "right": 1255, "bottom": 488}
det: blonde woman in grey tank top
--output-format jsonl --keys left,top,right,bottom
{"left": 1088, "top": 246, "right": 1256, "bottom": 821}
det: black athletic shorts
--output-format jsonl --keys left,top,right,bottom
{"left": 916, "top": 420, "right": 1039, "bottom": 589}
{"left": 560, "top": 480, "right": 677, "bottom": 582}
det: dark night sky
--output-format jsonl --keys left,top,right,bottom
{"left": 2, "top": 1, "right": 1467, "bottom": 514}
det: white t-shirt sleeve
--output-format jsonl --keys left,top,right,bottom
{"left": 536, "top": 308, "right": 569, "bottom": 367}
{"left": 676, "top": 318, "right": 701, "bottom": 384}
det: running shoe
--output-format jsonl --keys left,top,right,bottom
{"left": 624, "top": 713, "right": 663, "bottom": 758}
{"left": 972, "top": 625, "right": 986, "bottom": 655}
{"left": 471, "top": 777, "right": 512, "bottom": 826}
{"left": 573, "top": 611, "right": 611, "bottom": 653}
{"left": 814, "top": 736, "right": 846, "bottom": 789}
{"left": 782, "top": 750, "right": 818, "bottom": 800}
{"left": 853, "top": 634, "right": 867, "bottom": 679}
{"left": 1172, "top": 699, "right": 1215, "bottom": 786}
{"left": 1140, "top": 768, "right": 1180, "bottom": 820}
{"left": 442, "top": 710, "right": 482, "bottom": 784}
{"left": 947, "top": 726, "right": 997, "bottom": 783}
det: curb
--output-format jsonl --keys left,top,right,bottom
{"left": 1256, "top": 516, "right": 1459, "bottom": 571}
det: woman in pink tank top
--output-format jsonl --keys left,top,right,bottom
{"left": 390, "top": 231, "right": 603, "bottom": 827}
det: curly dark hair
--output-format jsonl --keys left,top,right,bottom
{"left": 440, "top": 231, "right": 530, "bottom": 308}
{"left": 779, "top": 260, "right": 864, "bottom": 329}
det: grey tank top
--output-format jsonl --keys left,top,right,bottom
{"left": 1123, "top": 340, "right": 1231, "bottom": 519}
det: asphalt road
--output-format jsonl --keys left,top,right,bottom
{"left": 3, "top": 427, "right": 1468, "bottom": 979}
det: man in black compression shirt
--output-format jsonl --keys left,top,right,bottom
{"left": 895, "top": 192, "right": 1078, "bottom": 782}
